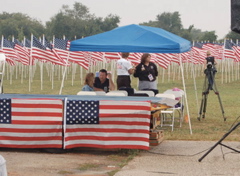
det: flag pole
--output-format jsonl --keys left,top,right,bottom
{"left": 29, "top": 34, "right": 34, "bottom": 92}
{"left": 0, "top": 36, "right": 5, "bottom": 93}
{"left": 41, "top": 34, "right": 45, "bottom": 90}
{"left": 52, "top": 35, "right": 56, "bottom": 89}
{"left": 59, "top": 51, "right": 70, "bottom": 95}
{"left": 222, "top": 39, "right": 226, "bottom": 84}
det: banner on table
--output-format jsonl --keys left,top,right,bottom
{"left": 0, "top": 98, "right": 151, "bottom": 150}
{"left": 64, "top": 100, "right": 151, "bottom": 150}
{"left": 0, "top": 98, "right": 63, "bottom": 148}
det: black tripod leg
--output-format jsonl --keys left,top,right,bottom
{"left": 197, "top": 93, "right": 205, "bottom": 121}
{"left": 198, "top": 76, "right": 208, "bottom": 121}
{"left": 199, "top": 122, "right": 240, "bottom": 162}
{"left": 202, "top": 93, "right": 208, "bottom": 119}
{"left": 212, "top": 75, "right": 226, "bottom": 121}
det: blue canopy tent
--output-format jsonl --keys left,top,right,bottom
{"left": 61, "top": 24, "right": 193, "bottom": 134}
{"left": 70, "top": 24, "right": 191, "bottom": 53}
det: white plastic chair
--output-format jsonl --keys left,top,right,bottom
{"left": 77, "top": 91, "right": 97, "bottom": 96}
{"left": 135, "top": 90, "right": 154, "bottom": 97}
{"left": 106, "top": 90, "right": 127, "bottom": 96}
{"left": 155, "top": 93, "right": 176, "bottom": 131}
{"left": 0, "top": 155, "right": 7, "bottom": 176}
{"left": 95, "top": 91, "right": 106, "bottom": 96}
{"left": 163, "top": 90, "right": 185, "bottom": 127}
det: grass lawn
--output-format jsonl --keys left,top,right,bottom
{"left": 2, "top": 64, "right": 240, "bottom": 141}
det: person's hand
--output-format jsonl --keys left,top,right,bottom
{"left": 107, "top": 73, "right": 112, "bottom": 79}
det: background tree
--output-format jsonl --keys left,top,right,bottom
{"left": 0, "top": 12, "right": 45, "bottom": 40}
{"left": 140, "top": 11, "right": 218, "bottom": 42}
{"left": 200, "top": 31, "right": 217, "bottom": 43}
{"left": 225, "top": 31, "right": 240, "bottom": 43}
{"left": 46, "top": 2, "right": 120, "bottom": 40}
{"left": 141, "top": 12, "right": 183, "bottom": 35}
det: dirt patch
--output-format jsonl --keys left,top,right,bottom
{"left": 0, "top": 149, "right": 136, "bottom": 176}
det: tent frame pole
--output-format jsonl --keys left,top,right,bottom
{"left": 179, "top": 54, "right": 192, "bottom": 134}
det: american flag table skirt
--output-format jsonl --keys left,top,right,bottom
{"left": 0, "top": 96, "right": 152, "bottom": 150}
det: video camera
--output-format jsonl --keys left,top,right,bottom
{"left": 207, "top": 62, "right": 213, "bottom": 69}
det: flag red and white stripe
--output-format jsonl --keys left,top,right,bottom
{"left": 0, "top": 98, "right": 63, "bottom": 148}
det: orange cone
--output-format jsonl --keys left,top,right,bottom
{"left": 184, "top": 115, "right": 189, "bottom": 123}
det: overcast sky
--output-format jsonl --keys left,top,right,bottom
{"left": 0, "top": 0, "right": 231, "bottom": 39}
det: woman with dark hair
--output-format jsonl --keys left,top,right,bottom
{"left": 134, "top": 53, "right": 158, "bottom": 90}
{"left": 82, "top": 73, "right": 94, "bottom": 91}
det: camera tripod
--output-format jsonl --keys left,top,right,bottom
{"left": 199, "top": 121, "right": 240, "bottom": 162}
{"left": 197, "top": 68, "right": 226, "bottom": 121}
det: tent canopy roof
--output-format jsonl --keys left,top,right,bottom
{"left": 70, "top": 24, "right": 191, "bottom": 53}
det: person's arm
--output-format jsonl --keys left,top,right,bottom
{"left": 107, "top": 73, "right": 115, "bottom": 91}
{"left": 128, "top": 68, "right": 135, "bottom": 74}
{"left": 126, "top": 61, "right": 135, "bottom": 75}
{"left": 93, "top": 77, "right": 104, "bottom": 91}
{"left": 154, "top": 63, "right": 158, "bottom": 77}
{"left": 133, "top": 64, "right": 140, "bottom": 77}
{"left": 93, "top": 87, "right": 104, "bottom": 91}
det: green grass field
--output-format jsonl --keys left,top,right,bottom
{"left": 2, "top": 64, "right": 240, "bottom": 141}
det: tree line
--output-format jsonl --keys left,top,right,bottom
{"left": 0, "top": 2, "right": 239, "bottom": 42}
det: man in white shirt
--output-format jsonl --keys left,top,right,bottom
{"left": 116, "top": 52, "right": 135, "bottom": 89}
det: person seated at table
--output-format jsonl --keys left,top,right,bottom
{"left": 94, "top": 69, "right": 115, "bottom": 92}
{"left": 134, "top": 53, "right": 158, "bottom": 90}
{"left": 82, "top": 73, "right": 94, "bottom": 91}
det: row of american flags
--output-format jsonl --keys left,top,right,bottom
{"left": 0, "top": 98, "right": 151, "bottom": 150}
{"left": 1, "top": 35, "right": 240, "bottom": 69}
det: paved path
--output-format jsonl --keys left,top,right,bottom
{"left": 115, "top": 141, "right": 240, "bottom": 176}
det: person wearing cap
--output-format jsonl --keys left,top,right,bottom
{"left": 116, "top": 52, "right": 135, "bottom": 89}
{"left": 205, "top": 51, "right": 217, "bottom": 67}
{"left": 205, "top": 51, "right": 217, "bottom": 89}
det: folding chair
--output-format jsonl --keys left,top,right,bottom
{"left": 77, "top": 91, "right": 97, "bottom": 96}
{"left": 135, "top": 90, "right": 155, "bottom": 97}
{"left": 155, "top": 93, "right": 176, "bottom": 131}
{"left": 106, "top": 91, "right": 127, "bottom": 96}
{"left": 163, "top": 89, "right": 185, "bottom": 127}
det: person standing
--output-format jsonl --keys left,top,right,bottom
{"left": 94, "top": 69, "right": 115, "bottom": 92}
{"left": 134, "top": 53, "right": 158, "bottom": 90}
{"left": 205, "top": 50, "right": 217, "bottom": 67}
{"left": 116, "top": 52, "right": 135, "bottom": 89}
{"left": 205, "top": 51, "right": 217, "bottom": 90}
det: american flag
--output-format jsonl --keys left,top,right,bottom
{"left": 202, "top": 43, "right": 218, "bottom": 57}
{"left": 104, "top": 52, "right": 120, "bottom": 60}
{"left": 44, "top": 38, "right": 68, "bottom": 66}
{"left": 224, "top": 40, "right": 237, "bottom": 60}
{"left": 191, "top": 42, "right": 206, "bottom": 64}
{"left": 169, "top": 53, "right": 180, "bottom": 64}
{"left": 128, "top": 53, "right": 142, "bottom": 65}
{"left": 0, "top": 98, "right": 63, "bottom": 148}
{"left": 64, "top": 100, "right": 151, "bottom": 150}
{"left": 230, "top": 41, "right": 240, "bottom": 61}
{"left": 90, "top": 52, "right": 104, "bottom": 61}
{"left": 1, "top": 39, "right": 19, "bottom": 62}
{"left": 153, "top": 53, "right": 171, "bottom": 69}
{"left": 54, "top": 38, "right": 87, "bottom": 68}
{"left": 180, "top": 52, "right": 190, "bottom": 63}
{"left": 31, "top": 36, "right": 65, "bottom": 65}
{"left": 14, "top": 39, "right": 30, "bottom": 65}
